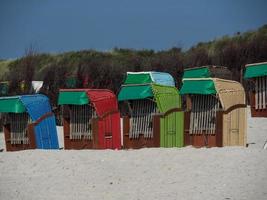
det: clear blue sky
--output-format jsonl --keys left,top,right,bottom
{"left": 0, "top": 0, "right": 267, "bottom": 59}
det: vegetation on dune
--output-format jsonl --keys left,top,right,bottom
{"left": 0, "top": 60, "right": 12, "bottom": 80}
{"left": 1, "top": 24, "right": 267, "bottom": 106}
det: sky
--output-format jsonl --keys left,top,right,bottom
{"left": 0, "top": 0, "right": 267, "bottom": 59}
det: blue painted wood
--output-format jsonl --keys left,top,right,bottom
{"left": 20, "top": 94, "right": 59, "bottom": 149}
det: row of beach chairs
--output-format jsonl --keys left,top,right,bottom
{"left": 1, "top": 62, "right": 266, "bottom": 151}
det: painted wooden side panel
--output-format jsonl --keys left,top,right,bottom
{"left": 160, "top": 111, "right": 184, "bottom": 147}
{"left": 239, "top": 108, "right": 247, "bottom": 146}
{"left": 111, "top": 112, "right": 122, "bottom": 149}
{"left": 20, "top": 95, "right": 59, "bottom": 149}
{"left": 97, "top": 112, "right": 121, "bottom": 149}
{"left": 223, "top": 107, "right": 247, "bottom": 146}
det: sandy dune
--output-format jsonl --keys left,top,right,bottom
{"left": 0, "top": 109, "right": 267, "bottom": 200}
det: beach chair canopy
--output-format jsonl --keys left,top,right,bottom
{"left": 151, "top": 84, "right": 181, "bottom": 113}
{"left": 118, "top": 84, "right": 181, "bottom": 112}
{"left": 0, "top": 94, "right": 54, "bottom": 115}
{"left": 58, "top": 89, "right": 118, "bottom": 118}
{"left": 124, "top": 71, "right": 175, "bottom": 86}
{"left": 118, "top": 85, "right": 153, "bottom": 101}
{"left": 244, "top": 62, "right": 267, "bottom": 79}
{"left": 119, "top": 72, "right": 183, "bottom": 148}
{"left": 0, "top": 96, "right": 26, "bottom": 113}
{"left": 183, "top": 66, "right": 232, "bottom": 79}
{"left": 118, "top": 71, "right": 180, "bottom": 112}
{"left": 180, "top": 78, "right": 245, "bottom": 111}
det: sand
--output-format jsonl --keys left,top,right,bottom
{"left": 0, "top": 108, "right": 267, "bottom": 200}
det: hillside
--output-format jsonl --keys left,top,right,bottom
{"left": 1, "top": 24, "right": 267, "bottom": 103}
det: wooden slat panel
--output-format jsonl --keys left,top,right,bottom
{"left": 189, "top": 96, "right": 193, "bottom": 134}
{"left": 189, "top": 95, "right": 220, "bottom": 135}
{"left": 128, "top": 100, "right": 156, "bottom": 139}
{"left": 255, "top": 78, "right": 259, "bottom": 110}
{"left": 9, "top": 113, "right": 30, "bottom": 145}
{"left": 63, "top": 104, "right": 95, "bottom": 149}
{"left": 69, "top": 105, "right": 93, "bottom": 140}
{"left": 251, "top": 77, "right": 267, "bottom": 116}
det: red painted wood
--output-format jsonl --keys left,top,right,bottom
{"left": 61, "top": 89, "right": 122, "bottom": 150}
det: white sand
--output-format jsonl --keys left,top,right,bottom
{"left": 0, "top": 108, "right": 267, "bottom": 200}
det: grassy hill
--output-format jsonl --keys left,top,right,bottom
{"left": 0, "top": 60, "right": 12, "bottom": 80}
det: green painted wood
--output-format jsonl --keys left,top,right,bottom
{"left": 244, "top": 63, "right": 267, "bottom": 79}
{"left": 183, "top": 67, "right": 210, "bottom": 78}
{"left": 180, "top": 79, "right": 217, "bottom": 95}
{"left": 58, "top": 91, "right": 89, "bottom": 105}
{"left": 124, "top": 73, "right": 152, "bottom": 84}
{"left": 160, "top": 112, "right": 184, "bottom": 148}
{"left": 152, "top": 84, "right": 181, "bottom": 112}
{"left": 0, "top": 96, "right": 26, "bottom": 113}
{"left": 151, "top": 84, "right": 184, "bottom": 148}
{"left": 118, "top": 85, "right": 153, "bottom": 101}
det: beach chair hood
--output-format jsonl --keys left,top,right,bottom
{"left": 180, "top": 78, "right": 245, "bottom": 111}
